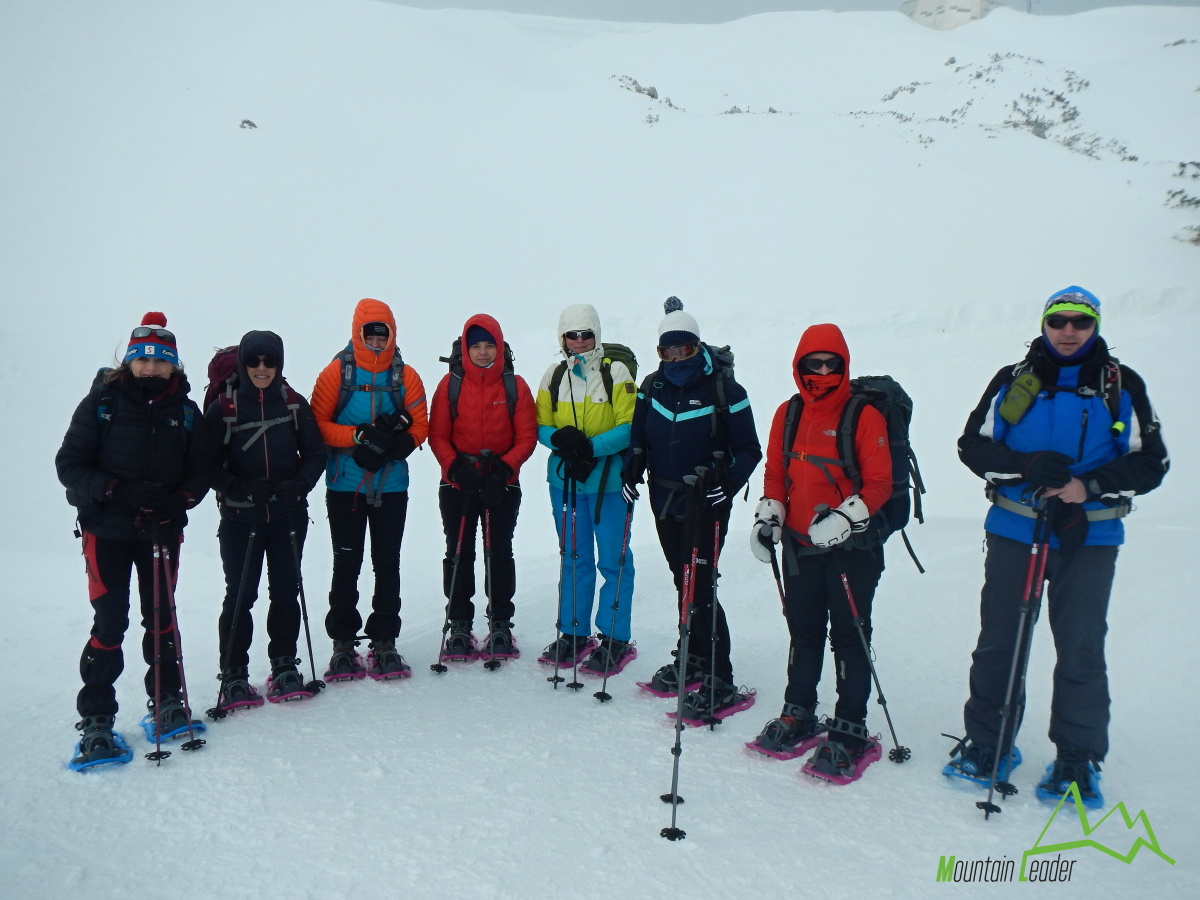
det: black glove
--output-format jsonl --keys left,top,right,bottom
{"left": 480, "top": 457, "right": 513, "bottom": 508}
{"left": 352, "top": 422, "right": 392, "bottom": 472}
{"left": 388, "top": 432, "right": 417, "bottom": 461}
{"left": 1021, "top": 451, "right": 1073, "bottom": 489}
{"left": 1050, "top": 499, "right": 1089, "bottom": 558}
{"left": 269, "top": 479, "right": 307, "bottom": 507}
{"left": 151, "top": 492, "right": 192, "bottom": 520}
{"left": 550, "top": 426, "right": 590, "bottom": 456}
{"left": 376, "top": 410, "right": 413, "bottom": 433}
{"left": 448, "top": 454, "right": 483, "bottom": 492}
{"left": 114, "top": 481, "right": 168, "bottom": 510}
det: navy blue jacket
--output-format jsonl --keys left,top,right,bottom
{"left": 630, "top": 344, "right": 762, "bottom": 519}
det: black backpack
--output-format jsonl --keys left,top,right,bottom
{"left": 782, "top": 375, "right": 926, "bottom": 570}
{"left": 440, "top": 337, "right": 518, "bottom": 421}
{"left": 548, "top": 342, "right": 638, "bottom": 412}
{"left": 202, "top": 345, "right": 301, "bottom": 449}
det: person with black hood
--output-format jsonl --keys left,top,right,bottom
{"left": 624, "top": 297, "right": 762, "bottom": 722}
{"left": 748, "top": 323, "right": 893, "bottom": 783}
{"left": 947, "top": 286, "right": 1167, "bottom": 808}
{"left": 206, "top": 331, "right": 326, "bottom": 709}
{"left": 56, "top": 312, "right": 212, "bottom": 770}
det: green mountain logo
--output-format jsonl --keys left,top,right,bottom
{"left": 1021, "top": 782, "right": 1176, "bottom": 880}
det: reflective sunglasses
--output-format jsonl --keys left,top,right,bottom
{"left": 130, "top": 326, "right": 175, "bottom": 343}
{"left": 1044, "top": 314, "right": 1096, "bottom": 331}
{"left": 800, "top": 354, "right": 844, "bottom": 374}
{"left": 562, "top": 330, "right": 595, "bottom": 342}
{"left": 248, "top": 355, "right": 280, "bottom": 369}
{"left": 657, "top": 341, "right": 700, "bottom": 362}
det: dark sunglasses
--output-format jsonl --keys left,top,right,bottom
{"left": 248, "top": 355, "right": 280, "bottom": 368}
{"left": 1044, "top": 314, "right": 1096, "bottom": 331}
{"left": 562, "top": 330, "right": 595, "bottom": 342}
{"left": 130, "top": 326, "right": 175, "bottom": 342}
{"left": 800, "top": 354, "right": 843, "bottom": 374}
{"left": 657, "top": 341, "right": 700, "bottom": 362}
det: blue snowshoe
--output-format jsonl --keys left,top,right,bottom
{"left": 69, "top": 715, "right": 134, "bottom": 772}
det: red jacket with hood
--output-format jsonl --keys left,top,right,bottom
{"left": 428, "top": 313, "right": 537, "bottom": 484}
{"left": 762, "top": 323, "right": 892, "bottom": 539}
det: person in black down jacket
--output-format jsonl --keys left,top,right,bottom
{"left": 56, "top": 312, "right": 212, "bottom": 770}
{"left": 206, "top": 330, "right": 326, "bottom": 709}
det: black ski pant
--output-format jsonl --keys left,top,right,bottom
{"left": 77, "top": 530, "right": 183, "bottom": 718}
{"left": 325, "top": 490, "right": 408, "bottom": 643}
{"left": 217, "top": 515, "right": 307, "bottom": 669}
{"left": 781, "top": 542, "right": 884, "bottom": 726}
{"left": 439, "top": 483, "right": 520, "bottom": 625}
{"left": 652, "top": 507, "right": 733, "bottom": 684}
{"left": 964, "top": 534, "right": 1118, "bottom": 760}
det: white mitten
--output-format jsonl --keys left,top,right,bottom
{"left": 751, "top": 498, "right": 786, "bottom": 563}
{"left": 808, "top": 495, "right": 870, "bottom": 548}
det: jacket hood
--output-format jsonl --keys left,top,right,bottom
{"left": 461, "top": 313, "right": 506, "bottom": 388}
{"left": 556, "top": 303, "right": 602, "bottom": 356}
{"left": 352, "top": 298, "right": 397, "bottom": 373}
{"left": 237, "top": 330, "right": 285, "bottom": 381}
{"left": 792, "top": 323, "right": 851, "bottom": 405}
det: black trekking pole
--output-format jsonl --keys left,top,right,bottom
{"left": 702, "top": 454, "right": 725, "bottom": 729}
{"left": 287, "top": 518, "right": 326, "bottom": 695}
{"left": 566, "top": 477, "right": 585, "bottom": 691}
{"left": 432, "top": 501, "right": 470, "bottom": 674}
{"left": 146, "top": 533, "right": 170, "bottom": 765}
{"left": 764, "top": 539, "right": 788, "bottom": 616}
{"left": 838, "top": 570, "right": 909, "bottom": 763}
{"left": 547, "top": 477, "right": 571, "bottom": 688}
{"left": 977, "top": 504, "right": 1052, "bottom": 820}
{"left": 702, "top": 517, "right": 723, "bottom": 729}
{"left": 660, "top": 532, "right": 701, "bottom": 840}
{"left": 482, "top": 506, "right": 505, "bottom": 671}
{"left": 157, "top": 532, "right": 205, "bottom": 753}
{"left": 594, "top": 499, "right": 634, "bottom": 702}
{"left": 207, "top": 527, "right": 258, "bottom": 720}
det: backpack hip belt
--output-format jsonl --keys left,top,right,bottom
{"left": 985, "top": 485, "right": 1129, "bottom": 522}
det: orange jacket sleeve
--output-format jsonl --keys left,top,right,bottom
{"left": 853, "top": 404, "right": 893, "bottom": 515}
{"left": 428, "top": 375, "right": 454, "bottom": 477}
{"left": 401, "top": 365, "right": 429, "bottom": 447}
{"left": 761, "top": 401, "right": 789, "bottom": 504}
{"left": 500, "top": 375, "right": 538, "bottom": 480}
{"left": 310, "top": 360, "right": 356, "bottom": 449}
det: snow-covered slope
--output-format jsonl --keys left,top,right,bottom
{"left": 1, "top": 2, "right": 1196, "bottom": 897}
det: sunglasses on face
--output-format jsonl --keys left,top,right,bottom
{"left": 657, "top": 341, "right": 700, "bottom": 362}
{"left": 562, "top": 330, "right": 595, "bottom": 342}
{"left": 130, "top": 326, "right": 175, "bottom": 342}
{"left": 1044, "top": 314, "right": 1096, "bottom": 331}
{"left": 248, "top": 355, "right": 280, "bottom": 369}
{"left": 800, "top": 354, "right": 843, "bottom": 374}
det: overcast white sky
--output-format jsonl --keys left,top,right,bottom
{"left": 379, "top": 0, "right": 1200, "bottom": 24}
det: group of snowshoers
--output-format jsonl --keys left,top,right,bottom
{"left": 57, "top": 289, "right": 1167, "bottom": 808}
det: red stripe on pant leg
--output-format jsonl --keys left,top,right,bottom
{"left": 82, "top": 531, "right": 107, "bottom": 602}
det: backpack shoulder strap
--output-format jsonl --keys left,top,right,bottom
{"left": 836, "top": 393, "right": 868, "bottom": 495}
{"left": 548, "top": 360, "right": 568, "bottom": 413}
{"left": 447, "top": 368, "right": 464, "bottom": 420}
{"left": 780, "top": 394, "right": 802, "bottom": 492}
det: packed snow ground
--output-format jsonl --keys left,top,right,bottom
{"left": 1, "top": 1, "right": 1197, "bottom": 897}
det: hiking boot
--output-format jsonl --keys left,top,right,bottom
{"left": 645, "top": 654, "right": 705, "bottom": 696}
{"left": 1037, "top": 745, "right": 1103, "bottom": 807}
{"left": 538, "top": 633, "right": 595, "bottom": 667}
{"left": 218, "top": 666, "right": 265, "bottom": 711}
{"left": 753, "top": 703, "right": 824, "bottom": 756}
{"left": 266, "top": 656, "right": 311, "bottom": 702}
{"left": 144, "top": 694, "right": 201, "bottom": 740}
{"left": 803, "top": 717, "right": 883, "bottom": 784}
{"left": 943, "top": 738, "right": 1021, "bottom": 782}
{"left": 680, "top": 674, "right": 753, "bottom": 722}
{"left": 325, "top": 639, "right": 366, "bottom": 682}
{"left": 441, "top": 620, "right": 477, "bottom": 661}
{"left": 480, "top": 619, "right": 519, "bottom": 658}
{"left": 366, "top": 640, "right": 412, "bottom": 681}
{"left": 71, "top": 714, "right": 130, "bottom": 769}
{"left": 581, "top": 636, "right": 636, "bottom": 675}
